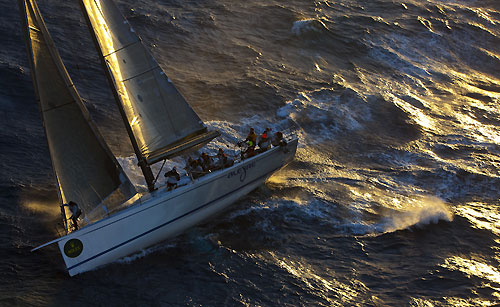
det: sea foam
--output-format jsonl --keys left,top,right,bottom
{"left": 379, "top": 196, "right": 453, "bottom": 233}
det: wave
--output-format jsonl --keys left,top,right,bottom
{"left": 219, "top": 190, "right": 453, "bottom": 240}
{"left": 342, "top": 196, "right": 453, "bottom": 236}
{"left": 277, "top": 88, "right": 369, "bottom": 139}
{"left": 291, "top": 19, "right": 329, "bottom": 36}
{"left": 277, "top": 86, "right": 423, "bottom": 147}
{"left": 379, "top": 196, "right": 453, "bottom": 232}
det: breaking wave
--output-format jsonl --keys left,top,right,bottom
{"left": 379, "top": 196, "right": 453, "bottom": 233}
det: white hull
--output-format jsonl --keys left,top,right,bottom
{"left": 56, "top": 139, "right": 297, "bottom": 276}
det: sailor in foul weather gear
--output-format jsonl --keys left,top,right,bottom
{"left": 164, "top": 166, "right": 180, "bottom": 191}
{"left": 200, "top": 152, "right": 214, "bottom": 172}
{"left": 215, "top": 148, "right": 234, "bottom": 169}
{"left": 272, "top": 131, "right": 287, "bottom": 147}
{"left": 258, "top": 128, "right": 272, "bottom": 152}
{"left": 241, "top": 144, "right": 257, "bottom": 159}
{"left": 244, "top": 127, "right": 257, "bottom": 148}
{"left": 61, "top": 201, "right": 82, "bottom": 230}
{"left": 191, "top": 161, "right": 204, "bottom": 179}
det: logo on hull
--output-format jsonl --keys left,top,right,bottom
{"left": 64, "top": 239, "right": 83, "bottom": 258}
{"left": 227, "top": 161, "right": 256, "bottom": 182}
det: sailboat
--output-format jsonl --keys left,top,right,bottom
{"left": 20, "top": 0, "right": 298, "bottom": 276}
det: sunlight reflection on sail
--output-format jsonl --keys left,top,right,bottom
{"left": 86, "top": 0, "right": 147, "bottom": 151}
{"left": 130, "top": 116, "right": 139, "bottom": 126}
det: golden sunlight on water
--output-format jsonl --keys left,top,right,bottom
{"left": 381, "top": 196, "right": 453, "bottom": 233}
{"left": 266, "top": 171, "right": 289, "bottom": 186}
{"left": 454, "top": 112, "right": 500, "bottom": 145}
{"left": 442, "top": 256, "right": 500, "bottom": 284}
{"left": 21, "top": 200, "right": 60, "bottom": 218}
{"left": 455, "top": 203, "right": 500, "bottom": 237}
{"left": 391, "top": 94, "right": 434, "bottom": 130}
{"left": 443, "top": 297, "right": 499, "bottom": 307}
{"left": 469, "top": 7, "right": 498, "bottom": 25}
{"left": 263, "top": 252, "right": 365, "bottom": 305}
{"left": 21, "top": 198, "right": 63, "bottom": 236}
{"left": 441, "top": 256, "right": 500, "bottom": 303}
{"left": 450, "top": 71, "right": 499, "bottom": 98}
{"left": 267, "top": 147, "right": 358, "bottom": 203}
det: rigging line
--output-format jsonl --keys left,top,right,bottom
{"left": 152, "top": 158, "right": 167, "bottom": 185}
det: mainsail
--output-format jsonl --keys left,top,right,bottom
{"left": 80, "top": 0, "right": 219, "bottom": 168}
{"left": 19, "top": 0, "right": 137, "bottom": 227}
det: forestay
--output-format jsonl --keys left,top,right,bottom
{"left": 80, "top": 0, "right": 219, "bottom": 165}
{"left": 19, "top": 0, "right": 137, "bottom": 226}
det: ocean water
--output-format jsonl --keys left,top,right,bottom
{"left": 1, "top": 0, "right": 500, "bottom": 305}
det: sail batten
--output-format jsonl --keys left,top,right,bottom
{"left": 80, "top": 0, "right": 219, "bottom": 166}
{"left": 19, "top": 0, "right": 137, "bottom": 227}
{"left": 119, "top": 65, "right": 160, "bottom": 82}
{"left": 102, "top": 40, "right": 139, "bottom": 57}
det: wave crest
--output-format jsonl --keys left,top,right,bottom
{"left": 291, "top": 19, "right": 329, "bottom": 36}
{"left": 380, "top": 196, "right": 453, "bottom": 233}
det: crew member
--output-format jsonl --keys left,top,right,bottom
{"left": 244, "top": 128, "right": 257, "bottom": 148}
{"left": 61, "top": 201, "right": 82, "bottom": 230}
{"left": 201, "top": 152, "right": 214, "bottom": 172}
{"left": 241, "top": 145, "right": 257, "bottom": 159}
{"left": 190, "top": 159, "right": 204, "bottom": 179}
{"left": 272, "top": 131, "right": 287, "bottom": 147}
{"left": 223, "top": 154, "right": 234, "bottom": 168}
{"left": 164, "top": 166, "right": 180, "bottom": 191}
{"left": 258, "top": 128, "right": 272, "bottom": 152}
{"left": 215, "top": 148, "right": 234, "bottom": 169}
{"left": 214, "top": 148, "right": 225, "bottom": 170}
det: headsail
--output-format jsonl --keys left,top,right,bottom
{"left": 19, "top": 0, "right": 137, "bottom": 227}
{"left": 80, "top": 0, "right": 219, "bottom": 166}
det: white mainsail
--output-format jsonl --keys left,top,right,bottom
{"left": 19, "top": 0, "right": 137, "bottom": 226}
{"left": 80, "top": 0, "right": 219, "bottom": 166}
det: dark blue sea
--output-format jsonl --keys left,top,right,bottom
{"left": 1, "top": 0, "right": 500, "bottom": 305}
